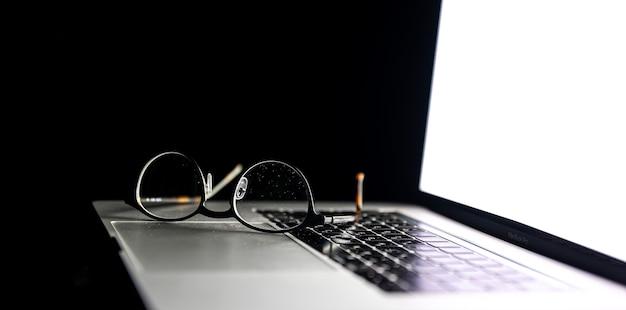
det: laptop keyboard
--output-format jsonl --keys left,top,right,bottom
{"left": 261, "top": 210, "right": 562, "bottom": 293}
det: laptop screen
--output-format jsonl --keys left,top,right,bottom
{"left": 420, "top": 0, "right": 625, "bottom": 262}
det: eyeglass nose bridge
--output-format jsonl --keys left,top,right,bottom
{"left": 198, "top": 200, "right": 237, "bottom": 218}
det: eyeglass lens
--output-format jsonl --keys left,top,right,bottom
{"left": 233, "top": 160, "right": 310, "bottom": 231}
{"left": 137, "top": 153, "right": 205, "bottom": 220}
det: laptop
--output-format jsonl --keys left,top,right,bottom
{"left": 91, "top": 1, "right": 626, "bottom": 309}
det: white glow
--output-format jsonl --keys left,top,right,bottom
{"left": 421, "top": 0, "right": 626, "bottom": 261}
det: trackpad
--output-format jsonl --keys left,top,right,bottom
{"left": 112, "top": 221, "right": 333, "bottom": 272}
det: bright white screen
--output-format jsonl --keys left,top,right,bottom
{"left": 421, "top": 0, "right": 625, "bottom": 262}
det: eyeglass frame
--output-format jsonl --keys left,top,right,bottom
{"left": 125, "top": 151, "right": 356, "bottom": 233}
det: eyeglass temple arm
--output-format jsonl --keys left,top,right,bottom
{"left": 355, "top": 172, "right": 364, "bottom": 222}
{"left": 307, "top": 171, "right": 365, "bottom": 226}
{"left": 325, "top": 214, "right": 357, "bottom": 224}
{"left": 206, "top": 164, "right": 244, "bottom": 199}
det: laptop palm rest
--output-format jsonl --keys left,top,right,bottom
{"left": 111, "top": 221, "right": 334, "bottom": 272}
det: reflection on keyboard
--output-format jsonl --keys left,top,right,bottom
{"left": 263, "top": 210, "right": 562, "bottom": 293}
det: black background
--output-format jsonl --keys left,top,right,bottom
{"left": 30, "top": 1, "right": 440, "bottom": 307}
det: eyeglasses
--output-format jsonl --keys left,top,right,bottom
{"left": 125, "top": 151, "right": 357, "bottom": 233}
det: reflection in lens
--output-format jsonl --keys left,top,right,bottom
{"left": 137, "top": 152, "right": 204, "bottom": 220}
{"left": 233, "top": 160, "right": 310, "bottom": 232}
